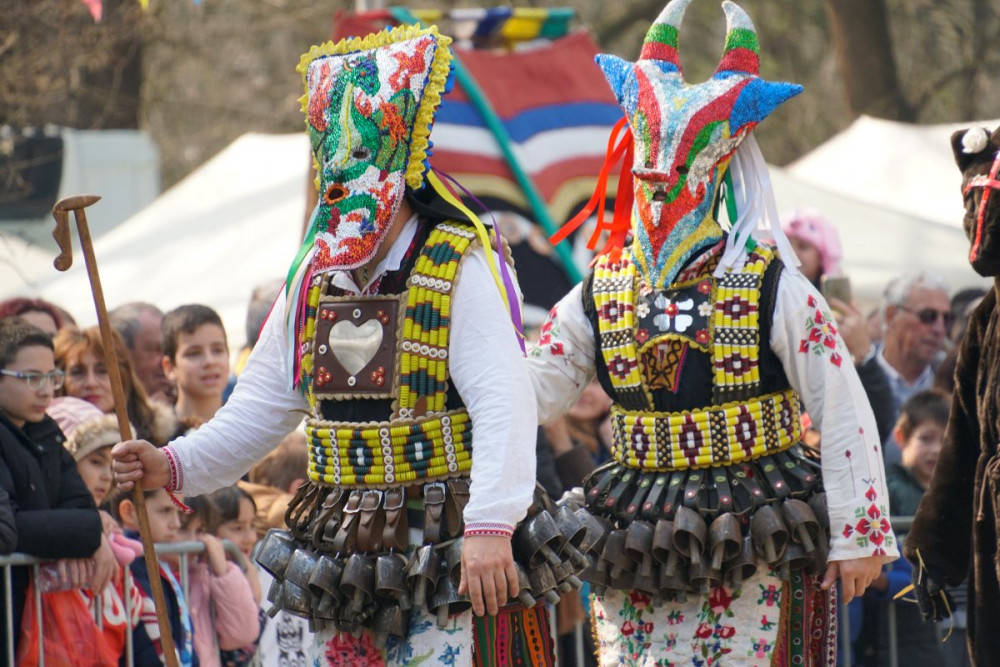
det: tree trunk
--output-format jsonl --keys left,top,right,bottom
{"left": 824, "top": 0, "right": 915, "bottom": 121}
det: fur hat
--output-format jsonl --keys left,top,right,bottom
{"left": 781, "top": 207, "right": 843, "bottom": 277}
{"left": 47, "top": 396, "right": 133, "bottom": 461}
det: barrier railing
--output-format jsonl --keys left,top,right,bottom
{"left": 1, "top": 518, "right": 929, "bottom": 667}
{"left": 1, "top": 540, "right": 246, "bottom": 667}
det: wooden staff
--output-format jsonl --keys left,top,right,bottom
{"left": 52, "top": 195, "right": 179, "bottom": 667}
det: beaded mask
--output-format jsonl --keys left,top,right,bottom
{"left": 297, "top": 25, "right": 452, "bottom": 273}
{"left": 596, "top": 0, "right": 801, "bottom": 288}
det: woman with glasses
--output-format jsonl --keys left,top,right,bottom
{"left": 53, "top": 327, "right": 178, "bottom": 447}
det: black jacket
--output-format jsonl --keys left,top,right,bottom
{"left": 0, "top": 412, "right": 102, "bottom": 655}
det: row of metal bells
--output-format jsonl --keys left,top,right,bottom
{"left": 255, "top": 492, "right": 596, "bottom": 641}
{"left": 581, "top": 493, "right": 831, "bottom": 600}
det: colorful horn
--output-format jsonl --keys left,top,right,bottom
{"left": 716, "top": 0, "right": 760, "bottom": 75}
{"left": 640, "top": 0, "right": 694, "bottom": 69}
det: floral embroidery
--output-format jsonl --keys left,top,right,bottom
{"left": 531, "top": 306, "right": 566, "bottom": 358}
{"left": 798, "top": 294, "right": 843, "bottom": 367}
{"left": 653, "top": 294, "right": 695, "bottom": 332}
{"left": 757, "top": 583, "right": 781, "bottom": 607}
{"left": 324, "top": 632, "right": 383, "bottom": 666}
{"left": 635, "top": 328, "right": 650, "bottom": 344}
{"left": 698, "top": 301, "right": 714, "bottom": 317}
{"left": 697, "top": 279, "right": 712, "bottom": 294}
{"left": 695, "top": 329, "right": 709, "bottom": 345}
{"left": 750, "top": 638, "right": 773, "bottom": 660}
{"left": 841, "top": 484, "right": 894, "bottom": 555}
{"left": 636, "top": 301, "right": 651, "bottom": 318}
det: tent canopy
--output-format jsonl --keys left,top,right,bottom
{"left": 6, "top": 133, "right": 309, "bottom": 348}
{"left": 788, "top": 114, "right": 1000, "bottom": 229}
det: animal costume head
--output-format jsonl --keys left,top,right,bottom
{"left": 952, "top": 125, "right": 1000, "bottom": 277}
{"left": 595, "top": 0, "right": 801, "bottom": 287}
{"left": 296, "top": 25, "right": 452, "bottom": 273}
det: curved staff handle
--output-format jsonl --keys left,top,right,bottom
{"left": 51, "top": 195, "right": 180, "bottom": 667}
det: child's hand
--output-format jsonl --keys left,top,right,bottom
{"left": 200, "top": 533, "right": 228, "bottom": 577}
{"left": 821, "top": 556, "right": 885, "bottom": 603}
{"left": 90, "top": 535, "right": 116, "bottom": 593}
{"left": 111, "top": 440, "right": 170, "bottom": 492}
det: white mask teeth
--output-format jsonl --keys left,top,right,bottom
{"left": 962, "top": 127, "right": 990, "bottom": 155}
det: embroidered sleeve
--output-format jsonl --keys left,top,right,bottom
{"left": 770, "top": 272, "right": 898, "bottom": 562}
{"left": 526, "top": 282, "right": 598, "bottom": 423}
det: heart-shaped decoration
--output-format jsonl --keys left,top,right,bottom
{"left": 328, "top": 319, "right": 383, "bottom": 376}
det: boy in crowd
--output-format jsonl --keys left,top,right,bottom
{"left": 161, "top": 305, "right": 230, "bottom": 430}
{"left": 0, "top": 318, "right": 112, "bottom": 654}
{"left": 110, "top": 485, "right": 199, "bottom": 666}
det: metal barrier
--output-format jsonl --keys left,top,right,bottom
{"left": 1, "top": 517, "right": 930, "bottom": 667}
{"left": 0, "top": 540, "right": 246, "bottom": 667}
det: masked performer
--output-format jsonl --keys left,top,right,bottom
{"left": 113, "top": 24, "right": 571, "bottom": 666}
{"left": 903, "top": 125, "right": 1000, "bottom": 666}
{"left": 527, "top": 1, "right": 897, "bottom": 664}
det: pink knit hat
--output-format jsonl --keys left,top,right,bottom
{"left": 780, "top": 207, "right": 843, "bottom": 277}
{"left": 46, "top": 396, "right": 133, "bottom": 461}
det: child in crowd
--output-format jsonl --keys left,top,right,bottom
{"left": 0, "top": 319, "right": 109, "bottom": 656}
{"left": 238, "top": 430, "right": 307, "bottom": 540}
{"left": 110, "top": 486, "right": 198, "bottom": 667}
{"left": 161, "top": 305, "right": 230, "bottom": 430}
{"left": 47, "top": 395, "right": 151, "bottom": 660}
{"left": 862, "top": 390, "right": 950, "bottom": 666}
{"left": 176, "top": 495, "right": 259, "bottom": 667}
{"left": 205, "top": 486, "right": 263, "bottom": 666}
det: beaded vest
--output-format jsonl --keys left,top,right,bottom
{"left": 299, "top": 221, "right": 480, "bottom": 489}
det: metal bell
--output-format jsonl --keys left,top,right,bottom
{"left": 308, "top": 554, "right": 345, "bottom": 610}
{"left": 340, "top": 553, "right": 376, "bottom": 614}
{"left": 280, "top": 580, "right": 313, "bottom": 618}
{"left": 284, "top": 548, "right": 320, "bottom": 590}
{"left": 373, "top": 604, "right": 410, "bottom": 647}
{"left": 652, "top": 519, "right": 682, "bottom": 578}
{"left": 624, "top": 521, "right": 656, "bottom": 578}
{"left": 724, "top": 534, "right": 757, "bottom": 589}
{"left": 375, "top": 552, "right": 412, "bottom": 611}
{"left": 528, "top": 562, "right": 562, "bottom": 605}
{"left": 406, "top": 544, "right": 440, "bottom": 609}
{"left": 428, "top": 569, "right": 471, "bottom": 628}
{"left": 513, "top": 562, "right": 537, "bottom": 608}
{"left": 514, "top": 511, "right": 565, "bottom": 568}
{"left": 256, "top": 529, "right": 297, "bottom": 580}
{"left": 553, "top": 503, "right": 590, "bottom": 569}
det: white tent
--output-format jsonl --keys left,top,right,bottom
{"left": 788, "top": 114, "right": 1000, "bottom": 229}
{"left": 7, "top": 133, "right": 310, "bottom": 348}
{"left": 768, "top": 166, "right": 988, "bottom": 306}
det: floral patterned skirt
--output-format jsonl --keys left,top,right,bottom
{"left": 591, "top": 569, "right": 836, "bottom": 666}
{"left": 311, "top": 601, "right": 555, "bottom": 667}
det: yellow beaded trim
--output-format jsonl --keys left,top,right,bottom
{"left": 396, "top": 222, "right": 477, "bottom": 418}
{"left": 306, "top": 410, "right": 471, "bottom": 488}
{"left": 301, "top": 274, "right": 326, "bottom": 412}
{"left": 710, "top": 245, "right": 773, "bottom": 397}
{"left": 592, "top": 253, "right": 643, "bottom": 397}
{"left": 610, "top": 389, "right": 803, "bottom": 471}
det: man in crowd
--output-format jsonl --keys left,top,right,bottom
{"left": 109, "top": 302, "right": 173, "bottom": 404}
{"left": 877, "top": 273, "right": 951, "bottom": 465}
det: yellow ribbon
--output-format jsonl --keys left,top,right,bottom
{"left": 426, "top": 169, "right": 513, "bottom": 319}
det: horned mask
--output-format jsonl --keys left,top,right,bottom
{"left": 597, "top": 0, "right": 801, "bottom": 287}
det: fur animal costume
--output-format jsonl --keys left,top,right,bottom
{"left": 904, "top": 124, "right": 1000, "bottom": 666}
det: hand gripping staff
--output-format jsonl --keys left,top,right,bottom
{"left": 52, "top": 195, "right": 180, "bottom": 667}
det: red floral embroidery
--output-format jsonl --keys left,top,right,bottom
{"left": 324, "top": 632, "right": 383, "bottom": 666}
{"left": 799, "top": 294, "right": 843, "bottom": 367}
{"left": 696, "top": 622, "right": 714, "bottom": 639}
{"left": 629, "top": 590, "right": 651, "bottom": 610}
{"left": 695, "top": 329, "right": 709, "bottom": 345}
{"left": 635, "top": 328, "right": 650, "bottom": 344}
{"left": 621, "top": 620, "right": 636, "bottom": 636}
{"left": 842, "top": 485, "right": 894, "bottom": 555}
{"left": 709, "top": 586, "right": 732, "bottom": 614}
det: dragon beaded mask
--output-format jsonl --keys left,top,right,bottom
{"left": 597, "top": 0, "right": 801, "bottom": 288}
{"left": 297, "top": 25, "right": 452, "bottom": 273}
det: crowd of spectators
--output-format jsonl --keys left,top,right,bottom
{"left": 0, "top": 206, "right": 986, "bottom": 665}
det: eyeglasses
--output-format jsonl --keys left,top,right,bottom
{"left": 897, "top": 305, "right": 955, "bottom": 328}
{"left": 0, "top": 369, "right": 66, "bottom": 391}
